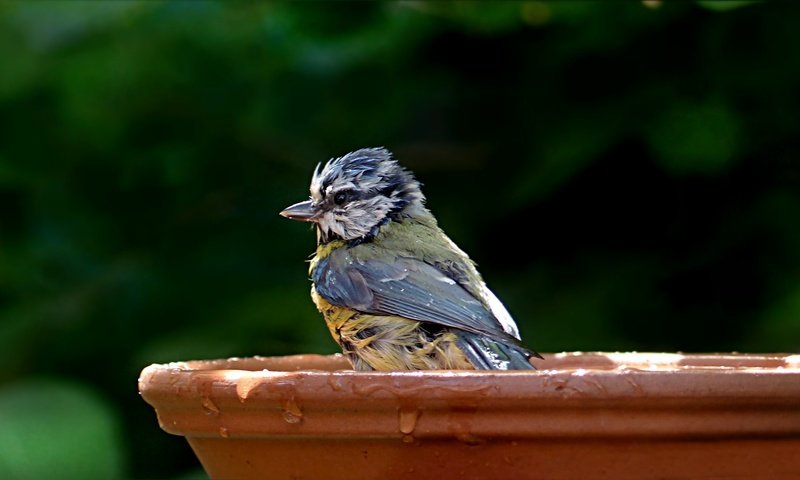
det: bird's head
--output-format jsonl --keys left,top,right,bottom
{"left": 280, "top": 147, "right": 425, "bottom": 243}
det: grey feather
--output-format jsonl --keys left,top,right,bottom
{"left": 456, "top": 332, "right": 535, "bottom": 370}
{"left": 313, "top": 248, "right": 526, "bottom": 347}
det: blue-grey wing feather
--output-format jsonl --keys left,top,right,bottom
{"left": 313, "top": 248, "right": 521, "bottom": 344}
{"left": 314, "top": 262, "right": 373, "bottom": 311}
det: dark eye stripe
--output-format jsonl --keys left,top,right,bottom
{"left": 333, "top": 189, "right": 355, "bottom": 205}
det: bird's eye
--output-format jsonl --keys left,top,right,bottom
{"left": 333, "top": 190, "right": 350, "bottom": 205}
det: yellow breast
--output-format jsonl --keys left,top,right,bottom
{"left": 311, "top": 285, "right": 357, "bottom": 343}
{"left": 308, "top": 240, "right": 346, "bottom": 274}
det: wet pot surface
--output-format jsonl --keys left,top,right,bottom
{"left": 139, "top": 353, "right": 800, "bottom": 480}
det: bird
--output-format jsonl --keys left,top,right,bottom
{"left": 280, "top": 147, "right": 539, "bottom": 371}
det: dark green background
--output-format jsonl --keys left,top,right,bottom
{"left": 1, "top": 1, "right": 798, "bottom": 478}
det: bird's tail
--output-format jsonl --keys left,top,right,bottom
{"left": 456, "top": 331, "right": 540, "bottom": 370}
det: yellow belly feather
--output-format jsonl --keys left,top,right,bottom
{"left": 311, "top": 286, "right": 472, "bottom": 371}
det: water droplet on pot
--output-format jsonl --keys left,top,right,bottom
{"left": 236, "top": 377, "right": 261, "bottom": 403}
{"left": 398, "top": 407, "right": 419, "bottom": 435}
{"left": 282, "top": 398, "right": 303, "bottom": 424}
{"left": 219, "top": 426, "right": 230, "bottom": 438}
{"left": 327, "top": 374, "right": 345, "bottom": 392}
{"left": 201, "top": 396, "right": 220, "bottom": 416}
{"left": 282, "top": 410, "right": 302, "bottom": 424}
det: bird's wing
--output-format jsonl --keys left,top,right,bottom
{"left": 312, "top": 248, "right": 521, "bottom": 344}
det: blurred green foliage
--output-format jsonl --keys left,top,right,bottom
{"left": 0, "top": 1, "right": 798, "bottom": 478}
{"left": 0, "top": 380, "right": 125, "bottom": 480}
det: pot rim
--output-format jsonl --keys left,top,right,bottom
{"left": 139, "top": 352, "right": 800, "bottom": 440}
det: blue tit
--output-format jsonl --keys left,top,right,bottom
{"left": 280, "top": 147, "right": 540, "bottom": 371}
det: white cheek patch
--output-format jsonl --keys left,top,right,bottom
{"left": 319, "top": 211, "right": 346, "bottom": 239}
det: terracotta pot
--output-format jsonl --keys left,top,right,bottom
{"left": 139, "top": 353, "right": 800, "bottom": 479}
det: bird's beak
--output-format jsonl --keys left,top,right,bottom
{"left": 280, "top": 200, "right": 317, "bottom": 222}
